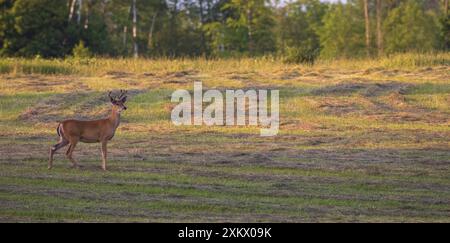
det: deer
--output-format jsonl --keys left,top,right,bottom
{"left": 48, "top": 90, "right": 128, "bottom": 171}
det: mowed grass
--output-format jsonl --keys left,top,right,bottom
{"left": 0, "top": 54, "right": 449, "bottom": 222}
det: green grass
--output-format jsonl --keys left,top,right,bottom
{"left": 0, "top": 57, "right": 449, "bottom": 222}
{"left": 0, "top": 52, "right": 448, "bottom": 76}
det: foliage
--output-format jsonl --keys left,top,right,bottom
{"left": 319, "top": 1, "right": 366, "bottom": 59}
{"left": 383, "top": 0, "right": 441, "bottom": 54}
{"left": 277, "top": 0, "right": 328, "bottom": 63}
{"left": 0, "top": 0, "right": 448, "bottom": 59}
{"left": 72, "top": 41, "right": 91, "bottom": 59}
{"left": 2, "top": 0, "right": 69, "bottom": 57}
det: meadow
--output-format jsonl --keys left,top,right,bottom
{"left": 0, "top": 53, "right": 449, "bottom": 222}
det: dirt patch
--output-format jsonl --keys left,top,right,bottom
{"left": 18, "top": 89, "right": 147, "bottom": 123}
{"left": 159, "top": 70, "right": 200, "bottom": 85}
{"left": 385, "top": 92, "right": 407, "bottom": 108}
{"left": 227, "top": 72, "right": 260, "bottom": 82}
{"left": 380, "top": 112, "right": 423, "bottom": 122}
{"left": 316, "top": 98, "right": 363, "bottom": 115}
{"left": 104, "top": 71, "right": 133, "bottom": 79}
{"left": 6, "top": 75, "right": 74, "bottom": 93}
{"left": 304, "top": 72, "right": 320, "bottom": 77}
{"left": 363, "top": 67, "right": 384, "bottom": 75}
{"left": 312, "top": 82, "right": 411, "bottom": 97}
{"left": 281, "top": 120, "right": 325, "bottom": 131}
{"left": 377, "top": 112, "right": 449, "bottom": 124}
{"left": 419, "top": 67, "right": 433, "bottom": 72}
{"left": 280, "top": 71, "right": 301, "bottom": 80}
{"left": 163, "top": 80, "right": 188, "bottom": 84}
{"left": 377, "top": 69, "right": 400, "bottom": 76}
{"left": 229, "top": 75, "right": 251, "bottom": 81}
{"left": 166, "top": 70, "right": 198, "bottom": 78}
{"left": 249, "top": 154, "right": 273, "bottom": 164}
{"left": 18, "top": 92, "right": 91, "bottom": 122}
{"left": 141, "top": 72, "right": 155, "bottom": 77}
{"left": 312, "top": 83, "right": 365, "bottom": 96}
{"left": 362, "top": 82, "right": 409, "bottom": 97}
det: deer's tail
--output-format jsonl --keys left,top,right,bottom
{"left": 56, "top": 123, "right": 62, "bottom": 137}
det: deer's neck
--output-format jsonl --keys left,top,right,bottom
{"left": 109, "top": 109, "right": 121, "bottom": 129}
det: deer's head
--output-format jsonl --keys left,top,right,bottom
{"left": 109, "top": 90, "right": 128, "bottom": 113}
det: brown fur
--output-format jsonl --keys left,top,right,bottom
{"left": 48, "top": 91, "right": 127, "bottom": 171}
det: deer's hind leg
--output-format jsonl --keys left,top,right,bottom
{"left": 48, "top": 138, "right": 69, "bottom": 170}
{"left": 101, "top": 140, "right": 108, "bottom": 171}
{"left": 66, "top": 138, "right": 79, "bottom": 168}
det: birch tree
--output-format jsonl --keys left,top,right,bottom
{"left": 147, "top": 13, "right": 157, "bottom": 50}
{"left": 132, "top": 0, "right": 138, "bottom": 58}
{"left": 363, "top": 0, "right": 371, "bottom": 56}
{"left": 376, "top": 0, "right": 383, "bottom": 56}
{"left": 68, "top": 0, "right": 76, "bottom": 21}
{"left": 77, "top": 0, "right": 83, "bottom": 25}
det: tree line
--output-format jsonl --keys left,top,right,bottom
{"left": 0, "top": 0, "right": 448, "bottom": 62}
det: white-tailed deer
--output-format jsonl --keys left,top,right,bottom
{"left": 49, "top": 90, "right": 128, "bottom": 171}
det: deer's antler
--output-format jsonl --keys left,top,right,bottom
{"left": 108, "top": 91, "right": 115, "bottom": 101}
{"left": 118, "top": 89, "right": 127, "bottom": 100}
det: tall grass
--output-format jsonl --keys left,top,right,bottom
{"left": 0, "top": 58, "right": 74, "bottom": 75}
{"left": 315, "top": 52, "right": 450, "bottom": 70}
{"left": 0, "top": 52, "right": 448, "bottom": 76}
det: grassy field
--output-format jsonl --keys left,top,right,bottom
{"left": 0, "top": 54, "right": 449, "bottom": 222}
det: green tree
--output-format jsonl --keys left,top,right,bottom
{"left": 1, "top": 0, "right": 113, "bottom": 57}
{"left": 383, "top": 0, "right": 441, "bottom": 53}
{"left": 70, "top": 0, "right": 114, "bottom": 56}
{"left": 151, "top": 0, "right": 206, "bottom": 57}
{"left": 72, "top": 40, "right": 91, "bottom": 59}
{"left": 206, "top": 0, "right": 275, "bottom": 56}
{"left": 0, "top": 0, "right": 15, "bottom": 56}
{"left": 442, "top": 13, "right": 450, "bottom": 50}
{"left": 2, "top": 0, "right": 69, "bottom": 57}
{"left": 0, "top": 0, "right": 446, "bottom": 59}
{"left": 319, "top": 1, "right": 366, "bottom": 59}
{"left": 276, "top": 0, "right": 328, "bottom": 63}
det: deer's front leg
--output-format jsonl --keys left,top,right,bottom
{"left": 49, "top": 139, "right": 69, "bottom": 169}
{"left": 101, "top": 141, "right": 108, "bottom": 171}
{"left": 66, "top": 139, "right": 79, "bottom": 168}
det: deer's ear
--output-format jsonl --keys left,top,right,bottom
{"left": 121, "top": 96, "right": 127, "bottom": 103}
{"left": 110, "top": 97, "right": 115, "bottom": 103}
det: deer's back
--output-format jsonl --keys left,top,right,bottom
{"left": 60, "top": 118, "right": 113, "bottom": 142}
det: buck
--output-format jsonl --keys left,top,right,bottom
{"left": 48, "top": 90, "right": 128, "bottom": 171}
